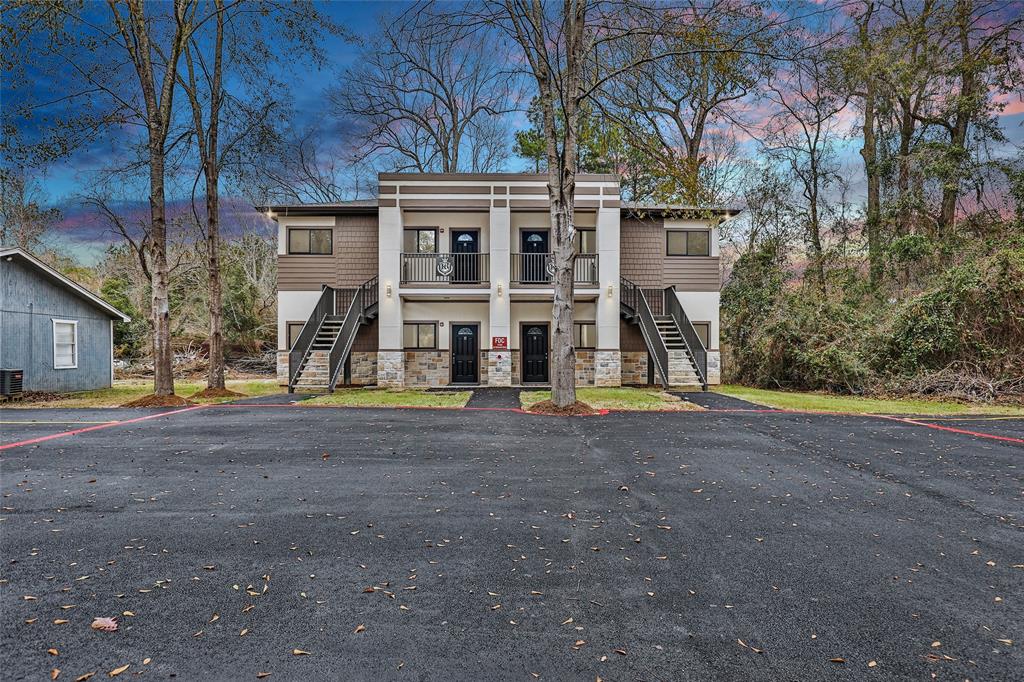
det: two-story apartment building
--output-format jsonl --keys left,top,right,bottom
{"left": 268, "top": 173, "right": 738, "bottom": 392}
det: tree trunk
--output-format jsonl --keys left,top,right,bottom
{"left": 111, "top": 0, "right": 189, "bottom": 398}
{"left": 149, "top": 148, "right": 175, "bottom": 396}
{"left": 896, "top": 97, "right": 915, "bottom": 235}
{"left": 938, "top": 0, "right": 973, "bottom": 237}
{"left": 544, "top": 79, "right": 578, "bottom": 408}
{"left": 807, "top": 196, "right": 826, "bottom": 292}
{"left": 205, "top": 2, "right": 225, "bottom": 390}
{"left": 546, "top": 0, "right": 586, "bottom": 409}
{"left": 205, "top": 162, "right": 225, "bottom": 389}
{"left": 861, "top": 79, "right": 881, "bottom": 288}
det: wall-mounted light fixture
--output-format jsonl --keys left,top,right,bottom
{"left": 496, "top": 280, "right": 504, "bottom": 297}
{"left": 385, "top": 281, "right": 393, "bottom": 298}
{"left": 606, "top": 282, "right": 614, "bottom": 299}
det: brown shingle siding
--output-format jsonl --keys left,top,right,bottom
{"left": 277, "top": 215, "right": 379, "bottom": 291}
{"left": 335, "top": 214, "right": 379, "bottom": 286}
{"left": 620, "top": 216, "right": 664, "bottom": 287}
{"left": 664, "top": 256, "right": 721, "bottom": 291}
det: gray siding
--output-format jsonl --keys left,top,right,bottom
{"left": 1, "top": 258, "right": 115, "bottom": 392}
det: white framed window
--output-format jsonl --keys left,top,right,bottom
{"left": 52, "top": 319, "right": 78, "bottom": 369}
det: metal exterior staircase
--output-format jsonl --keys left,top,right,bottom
{"left": 620, "top": 277, "right": 707, "bottom": 390}
{"left": 288, "top": 277, "right": 378, "bottom": 393}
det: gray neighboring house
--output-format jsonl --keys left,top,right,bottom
{"left": 0, "top": 247, "right": 130, "bottom": 392}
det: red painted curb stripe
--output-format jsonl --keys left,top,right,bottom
{"left": 879, "top": 415, "right": 1024, "bottom": 445}
{"left": 0, "top": 405, "right": 205, "bottom": 451}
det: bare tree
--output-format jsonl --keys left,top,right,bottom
{"left": 449, "top": 0, "right": 792, "bottom": 407}
{"left": 332, "top": 10, "right": 517, "bottom": 173}
{"left": 3, "top": 1, "right": 222, "bottom": 399}
{"left": 179, "top": 0, "right": 231, "bottom": 393}
{"left": 603, "top": 0, "right": 774, "bottom": 204}
{"left": 236, "top": 124, "right": 375, "bottom": 205}
{"left": 0, "top": 169, "right": 61, "bottom": 252}
{"left": 106, "top": 0, "right": 196, "bottom": 399}
{"left": 178, "top": 0, "right": 335, "bottom": 393}
{"left": 762, "top": 47, "right": 849, "bottom": 292}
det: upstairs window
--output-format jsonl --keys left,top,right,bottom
{"left": 575, "top": 229, "right": 596, "bottom": 254}
{"left": 288, "top": 228, "right": 333, "bottom": 255}
{"left": 666, "top": 230, "right": 710, "bottom": 257}
{"left": 52, "top": 319, "right": 78, "bottom": 369}
{"left": 404, "top": 228, "right": 437, "bottom": 253}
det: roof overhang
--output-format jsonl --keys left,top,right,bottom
{"left": 256, "top": 203, "right": 379, "bottom": 219}
{"left": 0, "top": 247, "right": 131, "bottom": 322}
{"left": 621, "top": 204, "right": 744, "bottom": 222}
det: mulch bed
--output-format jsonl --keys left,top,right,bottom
{"left": 526, "top": 400, "right": 597, "bottom": 416}
{"left": 121, "top": 394, "right": 194, "bottom": 408}
{"left": 13, "top": 391, "right": 63, "bottom": 403}
{"left": 188, "top": 387, "right": 245, "bottom": 399}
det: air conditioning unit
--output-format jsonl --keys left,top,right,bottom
{"left": 1, "top": 369, "right": 24, "bottom": 400}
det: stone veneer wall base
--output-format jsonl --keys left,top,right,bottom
{"left": 486, "top": 350, "right": 512, "bottom": 386}
{"left": 377, "top": 351, "right": 405, "bottom": 387}
{"left": 404, "top": 351, "right": 450, "bottom": 387}
{"left": 706, "top": 350, "right": 721, "bottom": 385}
{"left": 276, "top": 350, "right": 289, "bottom": 386}
{"left": 594, "top": 350, "right": 622, "bottom": 387}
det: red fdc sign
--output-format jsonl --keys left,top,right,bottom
{"left": 492, "top": 336, "right": 508, "bottom": 349}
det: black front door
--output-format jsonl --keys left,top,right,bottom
{"left": 520, "top": 230, "right": 549, "bottom": 283}
{"left": 451, "top": 230, "right": 479, "bottom": 283}
{"left": 451, "top": 324, "right": 479, "bottom": 383}
{"left": 522, "top": 324, "right": 549, "bottom": 383}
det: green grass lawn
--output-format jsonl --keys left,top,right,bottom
{"left": 519, "top": 387, "right": 701, "bottom": 411}
{"left": 302, "top": 388, "right": 471, "bottom": 408}
{"left": 13, "top": 379, "right": 282, "bottom": 408}
{"left": 716, "top": 384, "right": 1024, "bottom": 416}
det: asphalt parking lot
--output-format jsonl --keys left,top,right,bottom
{"left": 1, "top": 404, "right": 1021, "bottom": 681}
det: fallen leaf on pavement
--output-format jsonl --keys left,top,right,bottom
{"left": 292, "top": 649, "right": 310, "bottom": 656}
{"left": 91, "top": 617, "right": 118, "bottom": 632}
{"left": 108, "top": 663, "right": 130, "bottom": 677}
{"left": 354, "top": 624, "right": 366, "bottom": 633}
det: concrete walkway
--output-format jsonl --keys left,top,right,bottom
{"left": 672, "top": 391, "right": 764, "bottom": 409}
{"left": 465, "top": 387, "right": 522, "bottom": 408}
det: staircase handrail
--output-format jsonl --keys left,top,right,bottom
{"left": 620, "top": 276, "right": 670, "bottom": 387}
{"left": 326, "top": 276, "right": 378, "bottom": 391}
{"left": 664, "top": 286, "right": 708, "bottom": 390}
{"left": 288, "top": 286, "right": 334, "bottom": 391}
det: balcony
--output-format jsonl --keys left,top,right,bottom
{"left": 510, "top": 253, "right": 599, "bottom": 285}
{"left": 401, "top": 252, "right": 490, "bottom": 285}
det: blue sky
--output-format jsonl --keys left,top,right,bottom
{"left": 3, "top": 0, "right": 1022, "bottom": 263}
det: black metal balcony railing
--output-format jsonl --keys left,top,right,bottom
{"left": 510, "top": 253, "right": 599, "bottom": 284}
{"left": 401, "top": 252, "right": 490, "bottom": 284}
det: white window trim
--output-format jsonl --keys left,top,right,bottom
{"left": 52, "top": 318, "right": 78, "bottom": 370}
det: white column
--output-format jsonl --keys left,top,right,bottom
{"left": 377, "top": 206, "right": 405, "bottom": 386}
{"left": 594, "top": 205, "right": 621, "bottom": 385}
{"left": 487, "top": 203, "right": 512, "bottom": 385}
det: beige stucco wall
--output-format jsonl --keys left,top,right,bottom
{"left": 402, "top": 211, "right": 491, "bottom": 253}
{"left": 401, "top": 300, "right": 491, "bottom": 349}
